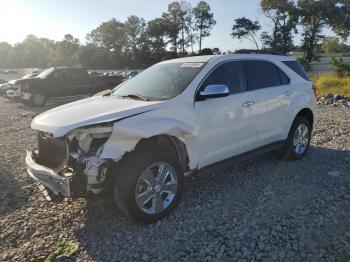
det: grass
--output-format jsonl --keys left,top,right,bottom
{"left": 311, "top": 74, "right": 350, "bottom": 97}
{"left": 45, "top": 241, "right": 79, "bottom": 262}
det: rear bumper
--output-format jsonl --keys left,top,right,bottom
{"left": 25, "top": 151, "right": 87, "bottom": 198}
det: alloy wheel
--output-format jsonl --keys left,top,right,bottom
{"left": 293, "top": 123, "right": 310, "bottom": 155}
{"left": 135, "top": 162, "right": 178, "bottom": 215}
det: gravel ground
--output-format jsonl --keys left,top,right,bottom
{"left": 0, "top": 97, "right": 349, "bottom": 262}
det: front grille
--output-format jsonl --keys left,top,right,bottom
{"left": 38, "top": 133, "right": 68, "bottom": 170}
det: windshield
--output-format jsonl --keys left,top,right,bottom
{"left": 113, "top": 62, "right": 205, "bottom": 100}
{"left": 22, "top": 73, "right": 37, "bottom": 79}
{"left": 37, "top": 68, "right": 55, "bottom": 79}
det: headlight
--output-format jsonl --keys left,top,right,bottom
{"left": 20, "top": 83, "right": 30, "bottom": 92}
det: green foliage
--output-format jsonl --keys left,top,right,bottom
{"left": 320, "top": 37, "right": 350, "bottom": 53}
{"left": 146, "top": 18, "right": 168, "bottom": 59}
{"left": 321, "top": 37, "right": 342, "bottom": 53}
{"left": 297, "top": 57, "right": 311, "bottom": 73}
{"left": 193, "top": 1, "right": 216, "bottom": 52}
{"left": 231, "top": 17, "right": 261, "bottom": 49}
{"left": 162, "top": 2, "right": 186, "bottom": 55}
{"left": 0, "top": 1, "right": 216, "bottom": 69}
{"left": 311, "top": 74, "right": 350, "bottom": 97}
{"left": 298, "top": 0, "right": 350, "bottom": 62}
{"left": 45, "top": 241, "right": 79, "bottom": 262}
{"left": 260, "top": 0, "right": 298, "bottom": 52}
{"left": 49, "top": 34, "right": 80, "bottom": 67}
{"left": 86, "top": 18, "right": 126, "bottom": 68}
{"left": 124, "top": 15, "right": 147, "bottom": 67}
{"left": 200, "top": 48, "right": 213, "bottom": 55}
{"left": 0, "top": 42, "right": 13, "bottom": 68}
{"left": 331, "top": 57, "right": 350, "bottom": 77}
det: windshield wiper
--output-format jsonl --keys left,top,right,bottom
{"left": 119, "top": 94, "right": 150, "bottom": 101}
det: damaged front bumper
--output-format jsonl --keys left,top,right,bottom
{"left": 19, "top": 91, "right": 31, "bottom": 100}
{"left": 25, "top": 151, "right": 87, "bottom": 198}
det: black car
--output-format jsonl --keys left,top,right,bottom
{"left": 2, "top": 72, "right": 40, "bottom": 99}
{"left": 14, "top": 67, "right": 123, "bottom": 106}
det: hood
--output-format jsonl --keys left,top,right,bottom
{"left": 9, "top": 78, "right": 42, "bottom": 85}
{"left": 0, "top": 83, "right": 11, "bottom": 89}
{"left": 32, "top": 96, "right": 163, "bottom": 137}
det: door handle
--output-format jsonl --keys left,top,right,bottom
{"left": 284, "top": 90, "right": 293, "bottom": 97}
{"left": 242, "top": 101, "right": 255, "bottom": 108}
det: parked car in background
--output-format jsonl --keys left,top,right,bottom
{"left": 26, "top": 52, "right": 316, "bottom": 223}
{"left": 120, "top": 70, "right": 139, "bottom": 82}
{"left": 0, "top": 70, "right": 18, "bottom": 75}
{"left": 2, "top": 72, "right": 40, "bottom": 99}
{"left": 128, "top": 70, "right": 138, "bottom": 78}
{"left": 13, "top": 67, "right": 123, "bottom": 106}
{"left": 88, "top": 71, "right": 100, "bottom": 77}
{"left": 0, "top": 82, "right": 11, "bottom": 96}
{"left": 0, "top": 79, "right": 9, "bottom": 96}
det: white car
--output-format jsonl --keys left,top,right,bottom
{"left": 26, "top": 52, "right": 316, "bottom": 223}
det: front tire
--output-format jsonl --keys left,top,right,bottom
{"left": 113, "top": 147, "right": 184, "bottom": 223}
{"left": 283, "top": 117, "right": 312, "bottom": 160}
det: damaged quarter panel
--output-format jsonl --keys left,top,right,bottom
{"left": 100, "top": 99, "right": 200, "bottom": 169}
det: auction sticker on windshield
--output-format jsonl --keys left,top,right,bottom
{"left": 181, "top": 63, "right": 204, "bottom": 68}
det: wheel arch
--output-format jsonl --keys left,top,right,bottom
{"left": 103, "top": 134, "right": 191, "bottom": 194}
{"left": 134, "top": 135, "right": 190, "bottom": 172}
{"left": 295, "top": 108, "right": 314, "bottom": 128}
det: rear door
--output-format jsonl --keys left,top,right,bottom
{"left": 195, "top": 61, "right": 258, "bottom": 168}
{"left": 243, "top": 60, "right": 292, "bottom": 147}
{"left": 66, "top": 69, "right": 92, "bottom": 96}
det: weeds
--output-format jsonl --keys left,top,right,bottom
{"left": 311, "top": 74, "right": 350, "bottom": 97}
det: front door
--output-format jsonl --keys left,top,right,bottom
{"left": 194, "top": 61, "right": 258, "bottom": 169}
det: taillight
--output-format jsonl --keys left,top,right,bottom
{"left": 312, "top": 83, "right": 317, "bottom": 97}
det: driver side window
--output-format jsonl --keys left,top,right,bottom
{"left": 201, "top": 61, "right": 247, "bottom": 94}
{"left": 51, "top": 70, "right": 67, "bottom": 81}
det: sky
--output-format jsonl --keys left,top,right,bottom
{"left": 0, "top": 0, "right": 305, "bottom": 52}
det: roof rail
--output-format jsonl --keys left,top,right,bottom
{"left": 234, "top": 49, "right": 288, "bottom": 56}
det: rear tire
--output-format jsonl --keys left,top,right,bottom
{"left": 113, "top": 147, "right": 184, "bottom": 223}
{"left": 283, "top": 117, "right": 312, "bottom": 160}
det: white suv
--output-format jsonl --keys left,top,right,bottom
{"left": 26, "top": 52, "right": 316, "bottom": 223}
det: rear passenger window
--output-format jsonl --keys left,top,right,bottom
{"left": 202, "top": 61, "right": 246, "bottom": 94}
{"left": 243, "top": 60, "right": 282, "bottom": 90}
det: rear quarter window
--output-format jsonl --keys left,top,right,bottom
{"left": 243, "top": 60, "right": 282, "bottom": 90}
{"left": 282, "top": 61, "right": 310, "bottom": 80}
{"left": 278, "top": 68, "right": 290, "bottom": 85}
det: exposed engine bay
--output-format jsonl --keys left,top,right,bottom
{"left": 34, "top": 125, "right": 113, "bottom": 196}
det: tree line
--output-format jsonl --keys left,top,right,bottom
{"left": 0, "top": 0, "right": 350, "bottom": 70}
{"left": 232, "top": 0, "right": 350, "bottom": 62}
{"left": 0, "top": 1, "right": 215, "bottom": 69}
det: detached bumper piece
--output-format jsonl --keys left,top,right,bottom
{"left": 25, "top": 151, "right": 87, "bottom": 199}
{"left": 6, "top": 89, "right": 20, "bottom": 98}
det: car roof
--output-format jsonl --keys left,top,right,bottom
{"left": 160, "top": 54, "right": 296, "bottom": 64}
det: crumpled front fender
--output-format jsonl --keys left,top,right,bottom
{"left": 100, "top": 114, "right": 199, "bottom": 169}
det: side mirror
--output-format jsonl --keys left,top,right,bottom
{"left": 198, "top": 84, "right": 229, "bottom": 100}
